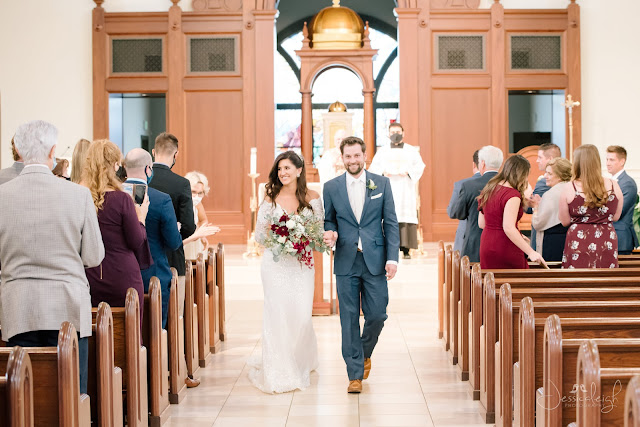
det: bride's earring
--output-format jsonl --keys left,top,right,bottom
{"left": 297, "top": 173, "right": 300, "bottom": 177}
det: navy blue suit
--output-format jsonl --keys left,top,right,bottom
{"left": 324, "top": 171, "right": 400, "bottom": 380}
{"left": 447, "top": 172, "right": 480, "bottom": 252}
{"left": 127, "top": 179, "right": 182, "bottom": 328}
{"left": 525, "top": 179, "right": 551, "bottom": 250}
{"left": 614, "top": 171, "right": 639, "bottom": 254}
{"left": 448, "top": 171, "right": 498, "bottom": 262}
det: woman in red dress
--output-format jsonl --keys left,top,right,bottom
{"left": 478, "top": 155, "right": 546, "bottom": 269}
{"left": 559, "top": 144, "right": 623, "bottom": 268}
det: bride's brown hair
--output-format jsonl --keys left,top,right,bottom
{"left": 265, "top": 151, "right": 310, "bottom": 212}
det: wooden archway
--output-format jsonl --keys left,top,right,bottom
{"left": 296, "top": 24, "right": 377, "bottom": 181}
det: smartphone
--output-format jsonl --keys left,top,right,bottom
{"left": 123, "top": 183, "right": 147, "bottom": 205}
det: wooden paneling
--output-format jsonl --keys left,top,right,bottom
{"left": 430, "top": 88, "right": 490, "bottom": 239}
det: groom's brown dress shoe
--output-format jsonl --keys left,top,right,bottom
{"left": 185, "top": 376, "right": 200, "bottom": 388}
{"left": 348, "top": 379, "right": 363, "bottom": 393}
{"left": 363, "top": 358, "right": 371, "bottom": 380}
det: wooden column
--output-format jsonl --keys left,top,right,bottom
{"left": 301, "top": 90, "right": 314, "bottom": 170}
{"left": 567, "top": 0, "right": 582, "bottom": 149}
{"left": 490, "top": 1, "right": 507, "bottom": 152}
{"left": 92, "top": 1, "right": 108, "bottom": 139}
{"left": 363, "top": 89, "right": 376, "bottom": 159}
{"left": 167, "top": 2, "right": 186, "bottom": 172}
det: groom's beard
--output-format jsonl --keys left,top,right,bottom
{"left": 346, "top": 162, "right": 363, "bottom": 175}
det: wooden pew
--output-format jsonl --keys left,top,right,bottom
{"left": 88, "top": 302, "right": 123, "bottom": 427}
{"left": 195, "top": 253, "right": 212, "bottom": 367}
{"left": 168, "top": 268, "right": 187, "bottom": 404}
{"left": 0, "top": 322, "right": 91, "bottom": 426}
{"left": 184, "top": 261, "right": 200, "bottom": 378}
{"left": 536, "top": 315, "right": 640, "bottom": 427}
{"left": 443, "top": 245, "right": 452, "bottom": 352}
{"left": 496, "top": 289, "right": 640, "bottom": 427}
{"left": 97, "top": 289, "right": 148, "bottom": 427}
{"left": 438, "top": 240, "right": 445, "bottom": 339}
{"left": 206, "top": 247, "right": 221, "bottom": 353}
{"left": 476, "top": 273, "right": 640, "bottom": 423}
{"left": 519, "top": 312, "right": 640, "bottom": 427}
{"left": 574, "top": 340, "right": 640, "bottom": 427}
{"left": 625, "top": 375, "right": 640, "bottom": 427}
{"left": 449, "top": 250, "right": 461, "bottom": 365}
{"left": 456, "top": 256, "right": 472, "bottom": 381}
{"left": 0, "top": 346, "right": 33, "bottom": 427}
{"left": 142, "top": 278, "right": 170, "bottom": 427}
{"left": 215, "top": 242, "right": 227, "bottom": 341}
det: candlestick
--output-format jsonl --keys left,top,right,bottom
{"left": 564, "top": 94, "right": 580, "bottom": 162}
{"left": 243, "top": 172, "right": 262, "bottom": 258}
{"left": 250, "top": 147, "right": 257, "bottom": 176}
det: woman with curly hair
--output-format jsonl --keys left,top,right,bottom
{"left": 82, "top": 139, "right": 152, "bottom": 316}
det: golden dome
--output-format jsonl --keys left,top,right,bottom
{"left": 310, "top": 0, "right": 364, "bottom": 50}
{"left": 328, "top": 101, "right": 347, "bottom": 112}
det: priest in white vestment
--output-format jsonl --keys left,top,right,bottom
{"left": 369, "top": 123, "right": 425, "bottom": 258}
{"left": 318, "top": 129, "right": 347, "bottom": 186}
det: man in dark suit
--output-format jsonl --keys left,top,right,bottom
{"left": 148, "top": 132, "right": 199, "bottom": 387}
{"left": 448, "top": 145, "right": 504, "bottom": 262}
{"left": 447, "top": 150, "right": 479, "bottom": 252}
{"left": 525, "top": 143, "right": 562, "bottom": 249}
{"left": 0, "top": 137, "right": 25, "bottom": 185}
{"left": 606, "top": 145, "right": 639, "bottom": 255}
{"left": 124, "top": 148, "right": 182, "bottom": 329}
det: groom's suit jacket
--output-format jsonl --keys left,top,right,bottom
{"left": 324, "top": 171, "right": 400, "bottom": 276}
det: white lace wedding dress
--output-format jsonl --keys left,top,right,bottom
{"left": 248, "top": 198, "right": 322, "bottom": 393}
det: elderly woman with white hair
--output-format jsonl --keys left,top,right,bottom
{"left": 183, "top": 170, "right": 220, "bottom": 260}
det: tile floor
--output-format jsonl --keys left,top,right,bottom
{"left": 165, "top": 243, "right": 489, "bottom": 426}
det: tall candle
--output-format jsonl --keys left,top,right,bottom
{"left": 250, "top": 147, "right": 257, "bottom": 175}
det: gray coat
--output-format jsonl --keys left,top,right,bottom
{"left": 614, "top": 171, "right": 639, "bottom": 253}
{"left": 0, "top": 166, "right": 104, "bottom": 340}
{"left": 0, "top": 162, "right": 24, "bottom": 186}
{"left": 447, "top": 172, "right": 480, "bottom": 252}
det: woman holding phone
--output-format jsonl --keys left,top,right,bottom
{"left": 81, "top": 139, "right": 152, "bottom": 319}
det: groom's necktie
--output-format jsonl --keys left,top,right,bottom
{"left": 350, "top": 179, "right": 364, "bottom": 223}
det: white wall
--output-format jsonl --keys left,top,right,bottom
{"left": 1, "top": 0, "right": 639, "bottom": 181}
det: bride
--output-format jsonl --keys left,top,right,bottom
{"left": 248, "top": 150, "right": 322, "bottom": 393}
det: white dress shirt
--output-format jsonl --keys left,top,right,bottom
{"left": 346, "top": 171, "right": 367, "bottom": 250}
{"left": 612, "top": 170, "right": 624, "bottom": 181}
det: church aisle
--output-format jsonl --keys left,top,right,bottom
{"left": 165, "top": 243, "right": 488, "bottom": 427}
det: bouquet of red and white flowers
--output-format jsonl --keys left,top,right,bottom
{"left": 263, "top": 209, "right": 329, "bottom": 268}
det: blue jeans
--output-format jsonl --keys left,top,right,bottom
{"left": 7, "top": 330, "right": 89, "bottom": 394}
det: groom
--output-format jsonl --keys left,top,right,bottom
{"left": 323, "top": 136, "right": 400, "bottom": 393}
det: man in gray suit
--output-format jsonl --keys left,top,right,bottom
{"left": 0, "top": 137, "right": 24, "bottom": 185}
{"left": 606, "top": 145, "right": 639, "bottom": 254}
{"left": 447, "top": 150, "right": 479, "bottom": 252}
{"left": 0, "top": 120, "right": 104, "bottom": 394}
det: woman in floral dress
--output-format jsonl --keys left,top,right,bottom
{"left": 559, "top": 145, "right": 623, "bottom": 268}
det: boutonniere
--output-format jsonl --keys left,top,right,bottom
{"left": 367, "top": 179, "right": 377, "bottom": 191}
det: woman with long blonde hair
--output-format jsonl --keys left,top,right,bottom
{"left": 477, "top": 154, "right": 546, "bottom": 269}
{"left": 559, "top": 144, "right": 623, "bottom": 268}
{"left": 82, "top": 139, "right": 152, "bottom": 317}
{"left": 70, "top": 138, "right": 91, "bottom": 183}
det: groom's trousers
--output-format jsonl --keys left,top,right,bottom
{"left": 336, "top": 251, "right": 389, "bottom": 381}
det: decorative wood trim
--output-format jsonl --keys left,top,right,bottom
{"left": 185, "top": 34, "right": 241, "bottom": 77}
{"left": 107, "top": 35, "right": 167, "bottom": 78}
{"left": 431, "top": 0, "right": 481, "bottom": 9}
{"left": 567, "top": 0, "right": 581, "bottom": 149}
{"left": 93, "top": 4, "right": 108, "bottom": 139}
{"left": 490, "top": 1, "right": 507, "bottom": 153}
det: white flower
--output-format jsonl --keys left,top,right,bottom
{"left": 286, "top": 219, "right": 296, "bottom": 229}
{"left": 599, "top": 206, "right": 609, "bottom": 214}
{"left": 571, "top": 241, "right": 579, "bottom": 250}
{"left": 582, "top": 217, "right": 589, "bottom": 223}
{"left": 614, "top": 251, "right": 618, "bottom": 259}
{"left": 610, "top": 231, "right": 616, "bottom": 240}
{"left": 572, "top": 253, "right": 579, "bottom": 260}
{"left": 610, "top": 263, "right": 616, "bottom": 268}
{"left": 562, "top": 254, "right": 567, "bottom": 263}
{"left": 588, "top": 243, "right": 597, "bottom": 251}
{"left": 608, "top": 194, "right": 615, "bottom": 201}
{"left": 578, "top": 206, "right": 587, "bottom": 215}
{"left": 577, "top": 230, "right": 585, "bottom": 239}
{"left": 570, "top": 224, "right": 578, "bottom": 231}
{"left": 608, "top": 214, "right": 614, "bottom": 221}
{"left": 605, "top": 241, "right": 613, "bottom": 250}
{"left": 569, "top": 265, "right": 575, "bottom": 269}
{"left": 277, "top": 236, "right": 287, "bottom": 244}
{"left": 594, "top": 230, "right": 602, "bottom": 239}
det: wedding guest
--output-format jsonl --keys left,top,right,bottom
{"left": 124, "top": 148, "right": 182, "bottom": 328}
{"left": 532, "top": 157, "right": 572, "bottom": 261}
{"left": 183, "top": 171, "right": 219, "bottom": 260}
{"left": 0, "top": 137, "right": 24, "bottom": 185}
{"left": 70, "top": 138, "right": 91, "bottom": 183}
{"left": 82, "top": 140, "right": 152, "bottom": 319}
{"left": 447, "top": 150, "right": 480, "bottom": 252}
{"left": 0, "top": 120, "right": 104, "bottom": 394}
{"left": 478, "top": 155, "right": 545, "bottom": 269}
{"left": 606, "top": 145, "right": 639, "bottom": 254}
{"left": 559, "top": 145, "right": 623, "bottom": 268}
